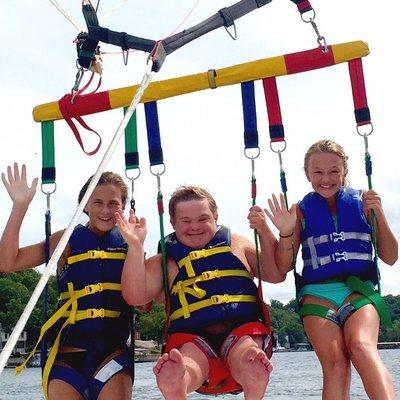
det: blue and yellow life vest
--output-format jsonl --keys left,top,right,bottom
{"left": 166, "top": 226, "right": 262, "bottom": 333}
{"left": 17, "top": 224, "right": 131, "bottom": 399}
{"left": 299, "top": 187, "right": 378, "bottom": 285}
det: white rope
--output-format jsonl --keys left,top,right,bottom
{"left": 0, "top": 61, "right": 154, "bottom": 376}
{"left": 99, "top": 0, "right": 129, "bottom": 22}
{"left": 48, "top": 0, "right": 85, "bottom": 32}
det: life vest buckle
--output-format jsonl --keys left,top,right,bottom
{"left": 201, "top": 270, "right": 219, "bottom": 280}
{"left": 189, "top": 249, "right": 206, "bottom": 260}
{"left": 85, "top": 283, "right": 103, "bottom": 294}
{"left": 334, "top": 251, "right": 348, "bottom": 262}
{"left": 86, "top": 308, "right": 105, "bottom": 318}
{"left": 331, "top": 231, "right": 345, "bottom": 243}
{"left": 211, "top": 294, "right": 229, "bottom": 305}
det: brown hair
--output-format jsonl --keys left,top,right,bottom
{"left": 304, "top": 139, "right": 349, "bottom": 179}
{"left": 169, "top": 186, "right": 218, "bottom": 221}
{"left": 78, "top": 172, "right": 128, "bottom": 214}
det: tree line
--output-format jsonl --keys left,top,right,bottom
{"left": 1, "top": 269, "right": 400, "bottom": 349}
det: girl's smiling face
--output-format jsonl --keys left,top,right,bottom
{"left": 85, "top": 184, "right": 124, "bottom": 235}
{"left": 306, "top": 152, "right": 346, "bottom": 202}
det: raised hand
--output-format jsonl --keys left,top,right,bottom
{"left": 115, "top": 209, "right": 147, "bottom": 246}
{"left": 1, "top": 163, "right": 38, "bottom": 207}
{"left": 264, "top": 193, "right": 297, "bottom": 236}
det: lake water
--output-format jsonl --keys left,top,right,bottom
{"left": 1, "top": 350, "right": 399, "bottom": 399}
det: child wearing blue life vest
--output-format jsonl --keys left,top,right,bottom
{"left": 0, "top": 163, "right": 134, "bottom": 400}
{"left": 250, "top": 140, "right": 398, "bottom": 399}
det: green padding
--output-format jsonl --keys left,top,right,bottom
{"left": 346, "top": 276, "right": 392, "bottom": 327}
{"left": 299, "top": 303, "right": 332, "bottom": 319}
{"left": 41, "top": 121, "right": 55, "bottom": 183}
{"left": 124, "top": 107, "right": 139, "bottom": 169}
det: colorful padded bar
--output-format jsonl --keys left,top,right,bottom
{"left": 348, "top": 58, "right": 371, "bottom": 126}
{"left": 33, "top": 41, "right": 369, "bottom": 123}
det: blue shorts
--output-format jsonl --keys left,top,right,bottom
{"left": 299, "top": 280, "right": 374, "bottom": 308}
{"left": 49, "top": 349, "right": 133, "bottom": 399}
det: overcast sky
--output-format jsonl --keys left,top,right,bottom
{"left": 0, "top": 1, "right": 399, "bottom": 303}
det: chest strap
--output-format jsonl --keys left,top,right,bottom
{"left": 169, "top": 294, "right": 257, "bottom": 322}
{"left": 171, "top": 269, "right": 251, "bottom": 319}
{"left": 67, "top": 250, "right": 126, "bottom": 265}
{"left": 15, "top": 281, "right": 122, "bottom": 400}
{"left": 178, "top": 246, "right": 231, "bottom": 277}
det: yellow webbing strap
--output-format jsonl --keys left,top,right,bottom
{"left": 169, "top": 294, "right": 257, "bottom": 321}
{"left": 15, "top": 281, "right": 122, "bottom": 399}
{"left": 178, "top": 246, "right": 231, "bottom": 277}
{"left": 171, "top": 269, "right": 251, "bottom": 319}
{"left": 67, "top": 250, "right": 126, "bottom": 265}
{"left": 59, "top": 282, "right": 121, "bottom": 301}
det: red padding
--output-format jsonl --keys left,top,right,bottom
{"left": 284, "top": 46, "right": 334, "bottom": 74}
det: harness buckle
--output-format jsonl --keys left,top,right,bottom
{"left": 87, "top": 250, "right": 97, "bottom": 259}
{"left": 331, "top": 231, "right": 345, "bottom": 243}
{"left": 201, "top": 270, "right": 219, "bottom": 280}
{"left": 86, "top": 308, "right": 105, "bottom": 318}
{"left": 189, "top": 249, "right": 206, "bottom": 260}
{"left": 211, "top": 294, "right": 229, "bottom": 305}
{"left": 334, "top": 251, "right": 348, "bottom": 262}
{"left": 85, "top": 283, "right": 103, "bottom": 294}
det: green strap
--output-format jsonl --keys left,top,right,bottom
{"left": 124, "top": 107, "right": 139, "bottom": 170}
{"left": 346, "top": 276, "right": 392, "bottom": 327}
{"left": 41, "top": 121, "right": 55, "bottom": 184}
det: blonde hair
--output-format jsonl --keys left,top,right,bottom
{"left": 304, "top": 139, "right": 348, "bottom": 179}
{"left": 169, "top": 186, "right": 217, "bottom": 221}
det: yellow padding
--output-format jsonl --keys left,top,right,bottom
{"left": 32, "top": 41, "right": 369, "bottom": 123}
{"left": 169, "top": 294, "right": 257, "bottom": 321}
{"left": 178, "top": 246, "right": 231, "bottom": 278}
{"left": 59, "top": 282, "right": 121, "bottom": 301}
{"left": 15, "top": 281, "right": 121, "bottom": 400}
{"left": 67, "top": 250, "right": 126, "bottom": 265}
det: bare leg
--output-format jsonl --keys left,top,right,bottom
{"left": 228, "top": 335, "right": 272, "bottom": 400}
{"left": 153, "top": 343, "right": 209, "bottom": 400}
{"left": 98, "top": 370, "right": 132, "bottom": 400}
{"left": 344, "top": 304, "right": 396, "bottom": 400}
{"left": 48, "top": 379, "right": 83, "bottom": 400}
{"left": 302, "top": 295, "right": 351, "bottom": 400}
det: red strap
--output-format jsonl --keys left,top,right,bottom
{"left": 58, "top": 74, "right": 108, "bottom": 155}
{"left": 348, "top": 58, "right": 371, "bottom": 126}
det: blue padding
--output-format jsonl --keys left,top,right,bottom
{"left": 354, "top": 107, "right": 371, "bottom": 124}
{"left": 269, "top": 124, "right": 284, "bottom": 140}
{"left": 144, "top": 101, "right": 164, "bottom": 166}
{"left": 241, "top": 81, "right": 259, "bottom": 149}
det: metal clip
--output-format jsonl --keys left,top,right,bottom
{"left": 331, "top": 231, "right": 345, "bottom": 243}
{"left": 334, "top": 252, "right": 348, "bottom": 262}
